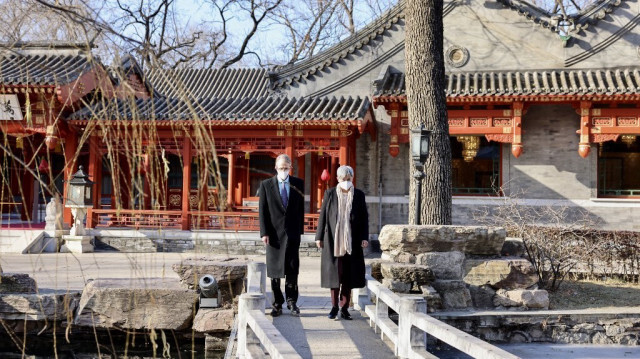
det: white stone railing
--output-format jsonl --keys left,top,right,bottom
{"left": 353, "top": 267, "right": 521, "bottom": 359}
{"left": 237, "top": 262, "right": 302, "bottom": 359}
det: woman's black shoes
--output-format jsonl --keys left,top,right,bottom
{"left": 340, "top": 307, "right": 352, "bottom": 320}
{"left": 328, "top": 306, "right": 339, "bottom": 319}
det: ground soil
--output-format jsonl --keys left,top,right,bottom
{"left": 549, "top": 278, "right": 640, "bottom": 309}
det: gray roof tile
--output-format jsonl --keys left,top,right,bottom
{"left": 0, "top": 51, "right": 92, "bottom": 86}
{"left": 373, "top": 66, "right": 640, "bottom": 97}
{"left": 69, "top": 95, "right": 370, "bottom": 122}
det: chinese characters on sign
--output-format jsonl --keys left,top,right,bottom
{"left": 0, "top": 95, "right": 23, "bottom": 121}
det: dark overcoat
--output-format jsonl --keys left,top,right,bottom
{"left": 258, "top": 176, "right": 305, "bottom": 278}
{"left": 315, "top": 187, "right": 369, "bottom": 289}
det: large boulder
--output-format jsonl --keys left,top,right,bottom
{"left": 173, "top": 257, "right": 247, "bottom": 303}
{"left": 0, "top": 273, "right": 37, "bottom": 294}
{"left": 464, "top": 259, "right": 538, "bottom": 290}
{"left": 380, "top": 262, "right": 435, "bottom": 285}
{"left": 192, "top": 308, "right": 235, "bottom": 333}
{"left": 431, "top": 280, "right": 472, "bottom": 309}
{"left": 75, "top": 278, "right": 198, "bottom": 330}
{"left": 493, "top": 289, "right": 549, "bottom": 309}
{"left": 416, "top": 251, "right": 465, "bottom": 280}
{"left": 379, "top": 225, "right": 505, "bottom": 257}
{"left": 0, "top": 293, "right": 79, "bottom": 321}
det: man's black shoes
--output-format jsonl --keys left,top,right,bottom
{"left": 270, "top": 304, "right": 283, "bottom": 317}
{"left": 328, "top": 306, "right": 339, "bottom": 319}
{"left": 340, "top": 307, "right": 352, "bottom": 320}
{"left": 287, "top": 301, "right": 300, "bottom": 316}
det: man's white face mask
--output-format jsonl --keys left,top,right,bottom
{"left": 338, "top": 180, "right": 353, "bottom": 190}
{"left": 277, "top": 169, "right": 290, "bottom": 181}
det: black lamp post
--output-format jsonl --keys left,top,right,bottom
{"left": 410, "top": 125, "right": 431, "bottom": 225}
{"left": 66, "top": 165, "right": 94, "bottom": 207}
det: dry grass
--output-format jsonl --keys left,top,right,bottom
{"left": 549, "top": 278, "right": 640, "bottom": 310}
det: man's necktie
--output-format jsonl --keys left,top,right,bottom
{"left": 280, "top": 181, "right": 288, "bottom": 208}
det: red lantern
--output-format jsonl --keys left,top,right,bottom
{"left": 38, "top": 158, "right": 50, "bottom": 173}
{"left": 320, "top": 169, "right": 330, "bottom": 182}
{"left": 44, "top": 135, "right": 59, "bottom": 150}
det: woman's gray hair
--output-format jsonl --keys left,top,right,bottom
{"left": 275, "top": 154, "right": 292, "bottom": 167}
{"left": 336, "top": 165, "right": 354, "bottom": 181}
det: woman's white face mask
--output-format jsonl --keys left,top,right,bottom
{"left": 338, "top": 180, "right": 353, "bottom": 190}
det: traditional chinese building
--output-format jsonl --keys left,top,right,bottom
{"left": 2, "top": 0, "right": 640, "bottom": 239}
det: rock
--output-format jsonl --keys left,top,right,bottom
{"left": 173, "top": 257, "right": 247, "bottom": 303}
{"left": 366, "top": 259, "right": 388, "bottom": 282}
{"left": 379, "top": 225, "right": 505, "bottom": 256}
{"left": 382, "top": 278, "right": 412, "bottom": 293}
{"left": 501, "top": 237, "right": 525, "bottom": 257}
{"left": 591, "top": 332, "right": 613, "bottom": 344}
{"left": 605, "top": 323, "right": 631, "bottom": 336}
{"left": 420, "top": 285, "right": 442, "bottom": 312}
{"left": 468, "top": 285, "right": 496, "bottom": 309}
{"left": 552, "top": 329, "right": 590, "bottom": 344}
{"left": 75, "top": 278, "right": 197, "bottom": 330}
{"left": 172, "top": 257, "right": 247, "bottom": 289}
{"left": 0, "top": 273, "right": 37, "bottom": 294}
{"left": 0, "top": 293, "right": 79, "bottom": 321}
{"left": 431, "top": 280, "right": 472, "bottom": 309}
{"left": 493, "top": 289, "right": 549, "bottom": 309}
{"left": 394, "top": 252, "right": 416, "bottom": 264}
{"left": 463, "top": 259, "right": 538, "bottom": 290}
{"left": 615, "top": 334, "right": 639, "bottom": 345}
{"left": 380, "top": 262, "right": 434, "bottom": 285}
{"left": 416, "top": 251, "right": 464, "bottom": 280}
{"left": 193, "top": 308, "right": 235, "bottom": 333}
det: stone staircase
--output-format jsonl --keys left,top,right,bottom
{"left": 0, "top": 228, "right": 45, "bottom": 253}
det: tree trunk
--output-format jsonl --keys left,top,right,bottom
{"left": 405, "top": 0, "right": 452, "bottom": 225}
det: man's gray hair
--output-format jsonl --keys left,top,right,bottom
{"left": 336, "top": 165, "right": 354, "bottom": 181}
{"left": 275, "top": 154, "right": 292, "bottom": 166}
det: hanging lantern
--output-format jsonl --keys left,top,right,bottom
{"left": 320, "top": 168, "right": 330, "bottom": 182}
{"left": 38, "top": 158, "right": 50, "bottom": 173}
{"left": 245, "top": 151, "right": 250, "bottom": 160}
{"left": 456, "top": 135, "right": 481, "bottom": 162}
{"left": 16, "top": 137, "right": 23, "bottom": 149}
{"left": 318, "top": 146, "right": 324, "bottom": 156}
{"left": 620, "top": 135, "right": 636, "bottom": 147}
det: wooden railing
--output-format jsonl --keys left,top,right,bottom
{"left": 237, "top": 262, "right": 302, "bottom": 359}
{"left": 91, "top": 209, "right": 183, "bottom": 229}
{"left": 354, "top": 267, "right": 521, "bottom": 359}
{"left": 91, "top": 210, "right": 320, "bottom": 233}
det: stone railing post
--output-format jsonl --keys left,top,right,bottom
{"left": 247, "top": 261, "right": 266, "bottom": 294}
{"left": 237, "top": 292, "right": 265, "bottom": 358}
{"left": 352, "top": 265, "right": 372, "bottom": 310}
{"left": 398, "top": 296, "right": 427, "bottom": 359}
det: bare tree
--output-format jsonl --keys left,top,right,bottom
{"left": 405, "top": 0, "right": 452, "bottom": 225}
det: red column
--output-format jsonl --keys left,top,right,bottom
{"left": 63, "top": 134, "right": 78, "bottom": 226}
{"left": 20, "top": 145, "right": 34, "bottom": 221}
{"left": 330, "top": 156, "right": 338, "bottom": 187}
{"left": 86, "top": 136, "right": 99, "bottom": 228}
{"left": 227, "top": 153, "right": 235, "bottom": 210}
{"left": 297, "top": 154, "right": 305, "bottom": 182}
{"left": 285, "top": 136, "right": 294, "bottom": 161}
{"left": 511, "top": 102, "right": 524, "bottom": 158}
{"left": 578, "top": 101, "right": 592, "bottom": 158}
{"left": 349, "top": 135, "right": 357, "bottom": 185}
{"left": 339, "top": 136, "right": 348, "bottom": 166}
{"left": 310, "top": 152, "right": 318, "bottom": 212}
{"left": 181, "top": 137, "right": 192, "bottom": 230}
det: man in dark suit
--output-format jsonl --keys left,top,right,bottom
{"left": 258, "top": 154, "right": 305, "bottom": 317}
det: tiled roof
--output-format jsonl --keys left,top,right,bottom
{"left": 0, "top": 43, "right": 94, "bottom": 86}
{"left": 147, "top": 68, "right": 270, "bottom": 99}
{"left": 269, "top": 1, "right": 406, "bottom": 89}
{"left": 496, "top": 0, "right": 624, "bottom": 33}
{"left": 373, "top": 66, "right": 640, "bottom": 97}
{"left": 69, "top": 95, "right": 370, "bottom": 122}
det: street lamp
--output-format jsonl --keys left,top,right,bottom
{"left": 67, "top": 166, "right": 94, "bottom": 207}
{"left": 410, "top": 125, "right": 431, "bottom": 225}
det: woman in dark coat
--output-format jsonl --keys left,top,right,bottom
{"left": 315, "top": 165, "right": 369, "bottom": 320}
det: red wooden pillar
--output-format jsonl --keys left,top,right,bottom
{"left": 86, "top": 136, "right": 99, "bottom": 228}
{"left": 578, "top": 101, "right": 592, "bottom": 158}
{"left": 349, "top": 135, "right": 357, "bottom": 185}
{"left": 285, "top": 136, "right": 294, "bottom": 161}
{"left": 310, "top": 152, "right": 318, "bottom": 212}
{"left": 339, "top": 136, "right": 348, "bottom": 166}
{"left": 20, "top": 145, "right": 34, "bottom": 221}
{"left": 297, "top": 154, "right": 305, "bottom": 182}
{"left": 511, "top": 102, "right": 524, "bottom": 158}
{"left": 181, "top": 137, "right": 192, "bottom": 230}
{"left": 63, "top": 134, "right": 78, "bottom": 226}
{"left": 330, "top": 157, "right": 338, "bottom": 187}
{"left": 227, "top": 153, "right": 235, "bottom": 210}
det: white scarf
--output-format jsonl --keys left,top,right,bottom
{"left": 334, "top": 182, "right": 354, "bottom": 257}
